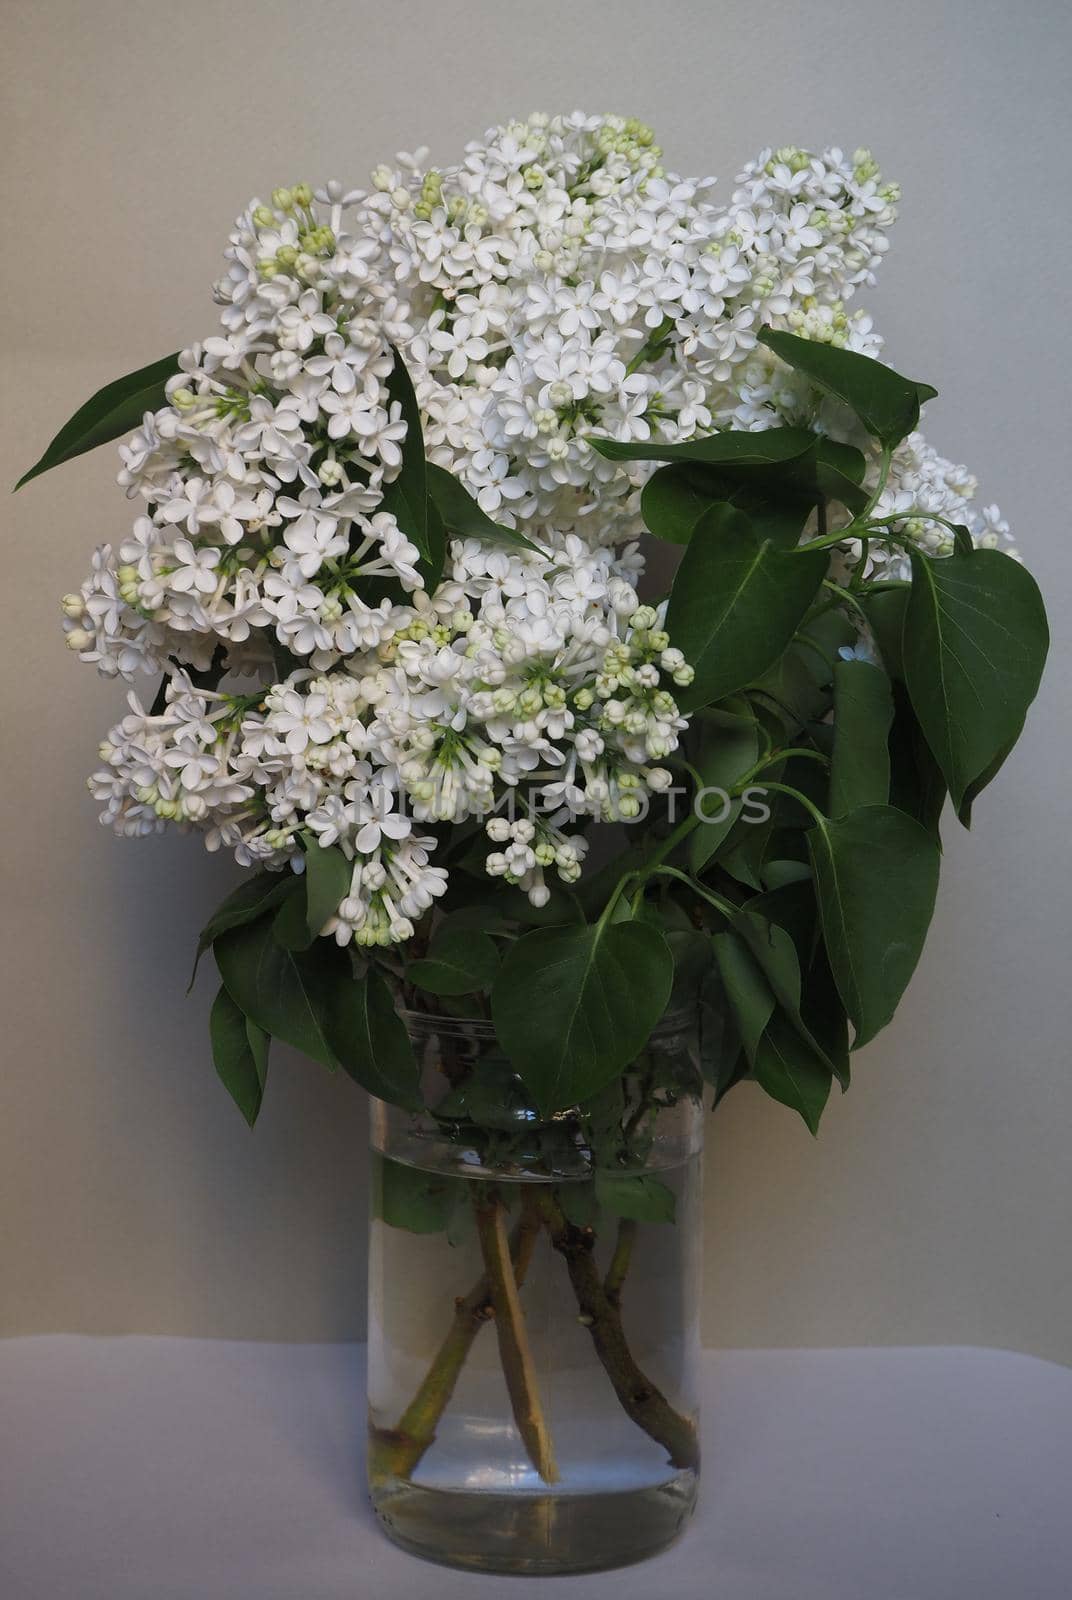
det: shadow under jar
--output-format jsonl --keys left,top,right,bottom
{"left": 366, "top": 1006, "right": 704, "bottom": 1576}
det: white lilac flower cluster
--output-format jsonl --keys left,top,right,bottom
{"left": 866, "top": 432, "right": 1018, "bottom": 573}
{"left": 66, "top": 111, "right": 1015, "bottom": 942}
{"left": 89, "top": 586, "right": 689, "bottom": 942}
{"left": 62, "top": 112, "right": 1013, "bottom": 684}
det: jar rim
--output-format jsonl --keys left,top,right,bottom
{"left": 399, "top": 1003, "right": 698, "bottom": 1040}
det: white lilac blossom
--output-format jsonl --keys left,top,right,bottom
{"left": 62, "top": 114, "right": 1013, "bottom": 682}
{"left": 65, "top": 112, "right": 1017, "bottom": 942}
{"left": 88, "top": 590, "right": 689, "bottom": 941}
{"left": 860, "top": 432, "right": 1020, "bottom": 577}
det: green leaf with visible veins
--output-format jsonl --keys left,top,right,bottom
{"left": 758, "top": 329, "right": 936, "bottom": 449}
{"left": 689, "top": 706, "right": 760, "bottom": 874}
{"left": 271, "top": 889, "right": 315, "bottom": 951}
{"left": 730, "top": 901, "right": 845, "bottom": 1084}
{"left": 426, "top": 462, "right": 542, "bottom": 553}
{"left": 666, "top": 504, "right": 829, "bottom": 711}
{"left": 637, "top": 432, "right": 867, "bottom": 546}
{"left": 712, "top": 930, "right": 774, "bottom": 1063}
{"left": 189, "top": 871, "right": 299, "bottom": 989}
{"left": 640, "top": 464, "right": 718, "bottom": 543}
{"left": 214, "top": 918, "right": 341, "bottom": 1068}
{"left": 210, "top": 985, "right": 270, "bottom": 1127}
{"left": 591, "top": 425, "right": 819, "bottom": 467}
{"left": 491, "top": 920, "right": 674, "bottom": 1114}
{"left": 15, "top": 353, "right": 182, "bottom": 490}
{"left": 641, "top": 464, "right": 810, "bottom": 549}
{"left": 808, "top": 804, "right": 940, "bottom": 1048}
{"left": 902, "top": 547, "right": 1048, "bottom": 816}
{"left": 322, "top": 968, "right": 421, "bottom": 1108}
{"left": 752, "top": 1010, "right": 832, "bottom": 1135}
{"left": 408, "top": 926, "right": 500, "bottom": 996}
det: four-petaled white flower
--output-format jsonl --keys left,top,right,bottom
{"left": 168, "top": 539, "right": 221, "bottom": 595}
{"left": 271, "top": 690, "right": 334, "bottom": 753}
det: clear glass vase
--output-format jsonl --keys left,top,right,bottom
{"left": 366, "top": 1007, "right": 703, "bottom": 1575}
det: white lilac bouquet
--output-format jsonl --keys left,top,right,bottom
{"left": 23, "top": 113, "right": 1049, "bottom": 1561}
{"left": 26, "top": 111, "right": 1046, "bottom": 1128}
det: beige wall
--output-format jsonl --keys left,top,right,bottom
{"left": 3, "top": 0, "right": 1070, "bottom": 1360}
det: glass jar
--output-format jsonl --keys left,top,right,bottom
{"left": 366, "top": 1007, "right": 703, "bottom": 1575}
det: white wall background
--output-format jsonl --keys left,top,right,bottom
{"left": 3, "top": 0, "right": 1070, "bottom": 1360}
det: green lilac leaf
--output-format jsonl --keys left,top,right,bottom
{"left": 321, "top": 967, "right": 421, "bottom": 1108}
{"left": 422, "top": 494, "right": 448, "bottom": 592}
{"left": 807, "top": 804, "right": 940, "bottom": 1048}
{"left": 758, "top": 328, "right": 936, "bottom": 449}
{"left": 902, "top": 547, "right": 1048, "bottom": 814}
{"left": 760, "top": 859, "right": 813, "bottom": 890}
{"left": 813, "top": 438, "right": 870, "bottom": 514}
{"left": 245, "top": 1017, "right": 270, "bottom": 1091}
{"left": 752, "top": 1010, "right": 832, "bottom": 1135}
{"left": 739, "top": 881, "right": 818, "bottom": 971}
{"left": 426, "top": 462, "right": 541, "bottom": 553}
{"left": 15, "top": 353, "right": 181, "bottom": 490}
{"left": 733, "top": 898, "right": 847, "bottom": 1087}
{"left": 712, "top": 930, "right": 774, "bottom": 1063}
{"left": 594, "top": 1172, "right": 676, "bottom": 1224}
{"left": 491, "top": 921, "right": 674, "bottom": 1114}
{"left": 956, "top": 736, "right": 1021, "bottom": 829}
{"left": 799, "top": 943, "right": 851, "bottom": 1091}
{"left": 887, "top": 682, "right": 947, "bottom": 836}
{"left": 689, "top": 707, "right": 761, "bottom": 874}
{"left": 640, "top": 462, "right": 813, "bottom": 549}
{"left": 189, "top": 871, "right": 299, "bottom": 989}
{"left": 382, "top": 342, "right": 431, "bottom": 570}
{"left": 303, "top": 840, "right": 352, "bottom": 939}
{"left": 594, "top": 414, "right": 867, "bottom": 518}
{"left": 433, "top": 904, "right": 517, "bottom": 936}
{"left": 862, "top": 587, "right": 909, "bottom": 679}
{"left": 829, "top": 659, "right": 894, "bottom": 814}
{"left": 666, "top": 504, "right": 829, "bottom": 711}
{"left": 271, "top": 888, "right": 316, "bottom": 951}
{"left": 640, "top": 464, "right": 714, "bottom": 543}
{"left": 214, "top": 917, "right": 340, "bottom": 1068}
{"left": 591, "top": 425, "right": 819, "bottom": 467}
{"left": 733, "top": 909, "right": 802, "bottom": 1013}
{"left": 698, "top": 966, "right": 746, "bottom": 1102}
{"left": 666, "top": 927, "right": 716, "bottom": 1004}
{"left": 408, "top": 926, "right": 500, "bottom": 996}
{"left": 209, "top": 985, "right": 269, "bottom": 1128}
{"left": 371, "top": 1151, "right": 462, "bottom": 1234}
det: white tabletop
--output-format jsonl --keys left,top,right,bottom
{"left": 1, "top": 1337, "right": 1069, "bottom": 1599}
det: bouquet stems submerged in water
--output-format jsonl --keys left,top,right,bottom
{"left": 537, "top": 1191, "right": 700, "bottom": 1471}
{"left": 367, "top": 1194, "right": 542, "bottom": 1482}
{"left": 473, "top": 1190, "right": 559, "bottom": 1483}
{"left": 369, "top": 1172, "right": 699, "bottom": 1488}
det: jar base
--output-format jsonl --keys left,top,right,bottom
{"left": 369, "top": 1471, "right": 698, "bottom": 1575}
